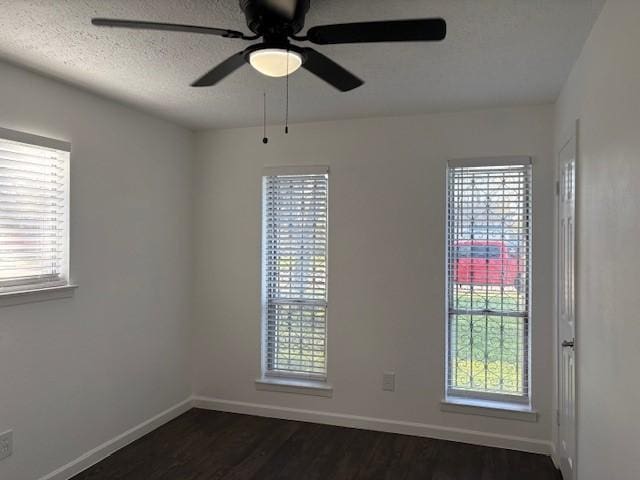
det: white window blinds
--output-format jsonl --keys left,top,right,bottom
{"left": 446, "top": 159, "right": 531, "bottom": 402}
{"left": 262, "top": 167, "right": 328, "bottom": 379}
{"left": 0, "top": 131, "right": 70, "bottom": 293}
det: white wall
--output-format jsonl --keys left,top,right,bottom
{"left": 0, "top": 60, "right": 193, "bottom": 480}
{"left": 554, "top": 0, "right": 640, "bottom": 478}
{"left": 0, "top": 53, "right": 563, "bottom": 480}
{"left": 192, "top": 106, "right": 556, "bottom": 448}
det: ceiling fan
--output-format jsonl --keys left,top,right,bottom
{"left": 92, "top": 0, "right": 446, "bottom": 92}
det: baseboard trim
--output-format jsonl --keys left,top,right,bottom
{"left": 39, "top": 397, "right": 193, "bottom": 480}
{"left": 192, "top": 396, "right": 553, "bottom": 455}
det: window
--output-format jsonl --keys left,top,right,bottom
{"left": 446, "top": 158, "right": 531, "bottom": 404}
{"left": 262, "top": 166, "right": 328, "bottom": 380}
{"left": 0, "top": 128, "right": 70, "bottom": 295}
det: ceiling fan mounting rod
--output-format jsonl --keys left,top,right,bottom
{"left": 240, "top": 0, "right": 310, "bottom": 37}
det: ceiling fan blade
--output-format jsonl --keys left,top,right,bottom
{"left": 91, "top": 18, "right": 250, "bottom": 39}
{"left": 191, "top": 52, "right": 248, "bottom": 87}
{"left": 301, "top": 48, "right": 363, "bottom": 92}
{"left": 305, "top": 18, "right": 446, "bottom": 45}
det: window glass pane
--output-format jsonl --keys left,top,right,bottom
{"left": 263, "top": 173, "right": 328, "bottom": 379}
{"left": 447, "top": 163, "right": 531, "bottom": 400}
{"left": 0, "top": 136, "right": 69, "bottom": 293}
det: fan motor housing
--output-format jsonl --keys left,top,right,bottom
{"left": 240, "top": 0, "right": 310, "bottom": 38}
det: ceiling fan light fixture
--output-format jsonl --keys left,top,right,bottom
{"left": 249, "top": 48, "right": 302, "bottom": 77}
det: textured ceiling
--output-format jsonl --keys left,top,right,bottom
{"left": 0, "top": 0, "right": 604, "bottom": 129}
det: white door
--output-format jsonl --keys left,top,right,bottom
{"left": 558, "top": 131, "right": 577, "bottom": 479}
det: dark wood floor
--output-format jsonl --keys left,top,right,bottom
{"left": 72, "top": 408, "right": 561, "bottom": 480}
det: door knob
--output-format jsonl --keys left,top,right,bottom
{"left": 562, "top": 339, "right": 575, "bottom": 348}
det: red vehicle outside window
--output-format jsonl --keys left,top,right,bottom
{"left": 453, "top": 240, "right": 522, "bottom": 290}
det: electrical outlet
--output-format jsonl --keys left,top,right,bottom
{"left": 0, "top": 430, "right": 12, "bottom": 461}
{"left": 382, "top": 372, "right": 395, "bottom": 392}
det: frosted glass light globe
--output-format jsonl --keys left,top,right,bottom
{"left": 249, "top": 48, "right": 302, "bottom": 77}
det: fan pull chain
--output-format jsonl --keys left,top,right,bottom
{"left": 262, "top": 92, "right": 268, "bottom": 144}
{"left": 285, "top": 50, "right": 290, "bottom": 134}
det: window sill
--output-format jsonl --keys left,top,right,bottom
{"left": 0, "top": 284, "right": 78, "bottom": 308}
{"left": 255, "top": 377, "right": 333, "bottom": 398}
{"left": 441, "top": 397, "right": 538, "bottom": 422}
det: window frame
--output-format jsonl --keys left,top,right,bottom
{"left": 444, "top": 156, "right": 532, "bottom": 406}
{"left": 0, "top": 127, "right": 72, "bottom": 300}
{"left": 260, "top": 165, "right": 330, "bottom": 383}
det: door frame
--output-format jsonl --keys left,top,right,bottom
{"left": 555, "top": 119, "right": 579, "bottom": 479}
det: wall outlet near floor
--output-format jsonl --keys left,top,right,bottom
{"left": 382, "top": 372, "right": 395, "bottom": 392}
{"left": 0, "top": 430, "right": 12, "bottom": 461}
